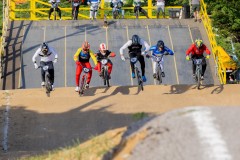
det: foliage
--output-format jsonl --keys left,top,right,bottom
{"left": 205, "top": 0, "right": 240, "bottom": 60}
{"left": 0, "top": 2, "right": 3, "bottom": 36}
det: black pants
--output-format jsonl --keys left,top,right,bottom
{"left": 192, "top": 55, "right": 206, "bottom": 76}
{"left": 134, "top": 6, "right": 149, "bottom": 18}
{"left": 49, "top": 7, "right": 61, "bottom": 19}
{"left": 40, "top": 61, "right": 54, "bottom": 85}
{"left": 129, "top": 53, "right": 145, "bottom": 76}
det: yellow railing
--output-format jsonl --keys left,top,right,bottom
{"left": 1, "top": 0, "right": 10, "bottom": 85}
{"left": 9, "top": 0, "right": 182, "bottom": 20}
{"left": 200, "top": 0, "right": 236, "bottom": 84}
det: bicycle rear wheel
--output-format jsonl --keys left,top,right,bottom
{"left": 54, "top": 9, "right": 57, "bottom": 20}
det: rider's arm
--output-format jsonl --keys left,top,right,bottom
{"left": 140, "top": 39, "right": 150, "bottom": 53}
{"left": 32, "top": 48, "right": 41, "bottom": 63}
{"left": 49, "top": 47, "right": 59, "bottom": 60}
{"left": 202, "top": 44, "right": 211, "bottom": 55}
{"left": 186, "top": 44, "right": 194, "bottom": 56}
{"left": 164, "top": 46, "right": 174, "bottom": 55}
{"left": 74, "top": 48, "right": 82, "bottom": 62}
{"left": 89, "top": 50, "right": 98, "bottom": 65}
{"left": 119, "top": 40, "right": 132, "bottom": 56}
{"left": 109, "top": 50, "right": 116, "bottom": 57}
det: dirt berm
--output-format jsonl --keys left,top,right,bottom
{"left": 0, "top": 84, "right": 239, "bottom": 159}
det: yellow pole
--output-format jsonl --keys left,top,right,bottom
{"left": 10, "top": 0, "right": 15, "bottom": 20}
{"left": 31, "top": 0, "right": 36, "bottom": 20}
{"left": 148, "top": 0, "right": 152, "bottom": 18}
{"left": 100, "top": 0, "right": 105, "bottom": 19}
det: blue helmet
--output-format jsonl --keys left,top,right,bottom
{"left": 157, "top": 40, "right": 164, "bottom": 50}
{"left": 132, "top": 35, "right": 140, "bottom": 45}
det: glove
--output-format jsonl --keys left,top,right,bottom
{"left": 164, "top": 51, "right": 169, "bottom": 55}
{"left": 186, "top": 56, "right": 190, "bottom": 61}
{"left": 146, "top": 54, "right": 150, "bottom": 59}
{"left": 87, "top": 2, "right": 90, "bottom": 5}
{"left": 53, "top": 58, "right": 58, "bottom": 63}
{"left": 141, "top": 51, "right": 146, "bottom": 56}
{"left": 34, "top": 63, "right": 38, "bottom": 69}
{"left": 121, "top": 55, "right": 126, "bottom": 61}
{"left": 206, "top": 55, "right": 210, "bottom": 59}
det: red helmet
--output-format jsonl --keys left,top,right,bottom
{"left": 82, "top": 41, "right": 90, "bottom": 52}
{"left": 99, "top": 43, "right": 107, "bottom": 54}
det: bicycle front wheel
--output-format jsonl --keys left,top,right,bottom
{"left": 79, "top": 75, "right": 86, "bottom": 95}
{"left": 157, "top": 66, "right": 162, "bottom": 85}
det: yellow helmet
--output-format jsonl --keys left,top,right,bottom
{"left": 195, "top": 39, "right": 203, "bottom": 48}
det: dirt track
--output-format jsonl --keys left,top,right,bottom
{"left": 0, "top": 84, "right": 239, "bottom": 159}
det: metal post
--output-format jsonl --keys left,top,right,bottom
{"left": 100, "top": 0, "right": 105, "bottom": 19}
{"left": 31, "top": 0, "right": 36, "bottom": 20}
{"left": 148, "top": 0, "right": 152, "bottom": 18}
{"left": 10, "top": 0, "right": 15, "bottom": 20}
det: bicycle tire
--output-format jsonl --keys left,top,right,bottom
{"left": 196, "top": 69, "right": 201, "bottom": 89}
{"left": 136, "top": 67, "right": 144, "bottom": 91}
{"left": 45, "top": 73, "right": 51, "bottom": 94}
{"left": 79, "top": 75, "right": 86, "bottom": 95}
{"left": 105, "top": 68, "right": 110, "bottom": 87}
{"left": 157, "top": 66, "right": 162, "bottom": 85}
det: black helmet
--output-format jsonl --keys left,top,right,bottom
{"left": 41, "top": 42, "right": 49, "bottom": 54}
{"left": 157, "top": 40, "right": 164, "bottom": 50}
{"left": 132, "top": 35, "right": 140, "bottom": 45}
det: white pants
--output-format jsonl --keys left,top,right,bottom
{"left": 90, "top": 3, "right": 99, "bottom": 19}
{"left": 152, "top": 58, "right": 164, "bottom": 74}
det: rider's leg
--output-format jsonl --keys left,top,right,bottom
{"left": 138, "top": 55, "right": 145, "bottom": 76}
{"left": 90, "top": 5, "right": 94, "bottom": 19}
{"left": 140, "top": 7, "right": 149, "bottom": 19}
{"left": 76, "top": 6, "right": 80, "bottom": 19}
{"left": 57, "top": 8, "right": 62, "bottom": 19}
{"left": 75, "top": 63, "right": 83, "bottom": 86}
{"left": 107, "top": 61, "right": 113, "bottom": 75}
{"left": 40, "top": 61, "right": 46, "bottom": 82}
{"left": 202, "top": 59, "right": 207, "bottom": 76}
{"left": 156, "top": 7, "right": 160, "bottom": 19}
{"left": 192, "top": 61, "right": 196, "bottom": 76}
{"left": 48, "top": 8, "right": 54, "bottom": 19}
{"left": 85, "top": 62, "right": 92, "bottom": 84}
{"left": 94, "top": 9, "right": 98, "bottom": 19}
{"left": 134, "top": 6, "right": 138, "bottom": 17}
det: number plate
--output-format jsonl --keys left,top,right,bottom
{"left": 101, "top": 59, "right": 108, "bottom": 65}
{"left": 43, "top": 66, "right": 49, "bottom": 71}
{"left": 130, "top": 57, "right": 138, "bottom": 63}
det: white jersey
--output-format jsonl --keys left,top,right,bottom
{"left": 156, "top": 0, "right": 165, "bottom": 6}
{"left": 120, "top": 38, "right": 150, "bottom": 56}
{"left": 32, "top": 46, "right": 58, "bottom": 63}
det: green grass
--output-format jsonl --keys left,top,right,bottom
{"left": 132, "top": 112, "right": 148, "bottom": 120}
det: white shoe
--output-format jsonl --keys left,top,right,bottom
{"left": 85, "top": 83, "right": 89, "bottom": 89}
{"left": 51, "top": 85, "right": 54, "bottom": 91}
{"left": 41, "top": 82, "right": 45, "bottom": 86}
{"left": 75, "top": 86, "right": 79, "bottom": 92}
{"left": 201, "top": 76, "right": 204, "bottom": 80}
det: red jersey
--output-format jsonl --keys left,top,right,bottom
{"left": 186, "top": 44, "right": 211, "bottom": 56}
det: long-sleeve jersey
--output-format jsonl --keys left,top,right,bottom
{"left": 73, "top": 48, "right": 97, "bottom": 65}
{"left": 120, "top": 38, "right": 150, "bottom": 56}
{"left": 95, "top": 50, "right": 115, "bottom": 61}
{"left": 88, "top": 0, "right": 100, "bottom": 4}
{"left": 186, "top": 44, "right": 210, "bottom": 56}
{"left": 32, "top": 46, "right": 58, "bottom": 63}
{"left": 149, "top": 45, "right": 174, "bottom": 56}
{"left": 49, "top": 0, "right": 60, "bottom": 7}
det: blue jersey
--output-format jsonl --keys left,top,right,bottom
{"left": 149, "top": 45, "right": 174, "bottom": 56}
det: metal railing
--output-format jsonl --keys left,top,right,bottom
{"left": 1, "top": 0, "right": 10, "bottom": 87}
{"left": 9, "top": 0, "right": 182, "bottom": 20}
{"left": 200, "top": 0, "right": 236, "bottom": 84}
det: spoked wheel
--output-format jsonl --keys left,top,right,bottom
{"left": 105, "top": 69, "right": 110, "bottom": 87}
{"left": 79, "top": 76, "right": 86, "bottom": 96}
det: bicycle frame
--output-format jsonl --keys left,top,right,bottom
{"left": 151, "top": 54, "right": 164, "bottom": 84}
{"left": 130, "top": 57, "right": 143, "bottom": 91}
{"left": 39, "top": 65, "right": 52, "bottom": 96}
{"left": 79, "top": 66, "right": 90, "bottom": 96}
{"left": 100, "top": 59, "right": 110, "bottom": 87}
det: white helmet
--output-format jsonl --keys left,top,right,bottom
{"left": 99, "top": 43, "right": 107, "bottom": 55}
